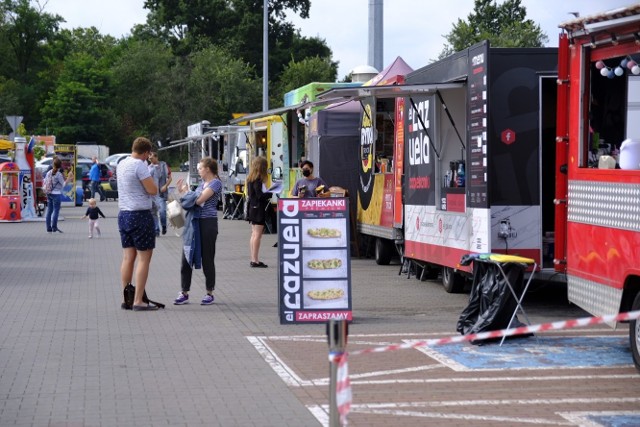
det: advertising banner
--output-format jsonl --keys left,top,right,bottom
{"left": 278, "top": 197, "right": 352, "bottom": 324}
{"left": 54, "top": 145, "right": 77, "bottom": 206}
{"left": 467, "top": 43, "right": 489, "bottom": 208}
{"left": 404, "top": 93, "right": 436, "bottom": 207}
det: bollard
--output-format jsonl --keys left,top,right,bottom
{"left": 327, "top": 319, "right": 348, "bottom": 427}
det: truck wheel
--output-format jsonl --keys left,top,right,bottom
{"left": 375, "top": 238, "right": 393, "bottom": 265}
{"left": 631, "top": 292, "right": 640, "bottom": 372}
{"left": 442, "top": 267, "right": 465, "bottom": 293}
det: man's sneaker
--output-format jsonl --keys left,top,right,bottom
{"left": 174, "top": 292, "right": 189, "bottom": 305}
{"left": 201, "top": 294, "right": 214, "bottom": 305}
{"left": 162, "top": 226, "right": 167, "bottom": 235}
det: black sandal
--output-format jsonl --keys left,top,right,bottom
{"left": 250, "top": 261, "right": 268, "bottom": 268}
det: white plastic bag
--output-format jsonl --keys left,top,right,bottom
{"left": 167, "top": 199, "right": 185, "bottom": 229}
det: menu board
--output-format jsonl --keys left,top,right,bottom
{"left": 467, "top": 43, "right": 489, "bottom": 208}
{"left": 278, "top": 197, "right": 352, "bottom": 324}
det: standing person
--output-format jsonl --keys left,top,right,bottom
{"left": 291, "top": 160, "right": 327, "bottom": 198}
{"left": 173, "top": 157, "right": 223, "bottom": 305}
{"left": 45, "top": 157, "right": 73, "bottom": 233}
{"left": 148, "top": 151, "right": 172, "bottom": 235}
{"left": 246, "top": 156, "right": 272, "bottom": 268}
{"left": 81, "top": 198, "right": 106, "bottom": 238}
{"left": 147, "top": 157, "right": 160, "bottom": 236}
{"left": 89, "top": 156, "right": 106, "bottom": 202}
{"left": 117, "top": 137, "right": 158, "bottom": 311}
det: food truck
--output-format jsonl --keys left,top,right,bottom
{"left": 556, "top": 5, "right": 640, "bottom": 370}
{"left": 310, "top": 5, "right": 640, "bottom": 369}
{"left": 315, "top": 47, "right": 557, "bottom": 292}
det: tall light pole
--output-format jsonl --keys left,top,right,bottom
{"left": 263, "top": 0, "right": 269, "bottom": 111}
{"left": 368, "top": 0, "right": 383, "bottom": 72}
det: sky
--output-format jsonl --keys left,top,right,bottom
{"left": 44, "top": 0, "right": 636, "bottom": 78}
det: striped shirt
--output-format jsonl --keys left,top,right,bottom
{"left": 198, "top": 178, "right": 222, "bottom": 218}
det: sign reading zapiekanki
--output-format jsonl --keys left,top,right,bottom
{"left": 278, "top": 197, "right": 352, "bottom": 324}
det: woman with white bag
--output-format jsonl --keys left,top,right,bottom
{"left": 173, "top": 157, "right": 222, "bottom": 306}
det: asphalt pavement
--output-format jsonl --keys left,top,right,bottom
{"left": 3, "top": 191, "right": 631, "bottom": 427}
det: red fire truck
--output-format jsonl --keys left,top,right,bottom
{"left": 556, "top": 5, "right": 640, "bottom": 371}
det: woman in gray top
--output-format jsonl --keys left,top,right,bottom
{"left": 45, "top": 157, "right": 73, "bottom": 233}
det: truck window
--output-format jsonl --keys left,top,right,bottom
{"left": 435, "top": 88, "right": 467, "bottom": 211}
{"left": 585, "top": 54, "right": 629, "bottom": 168}
{"left": 374, "top": 98, "right": 395, "bottom": 174}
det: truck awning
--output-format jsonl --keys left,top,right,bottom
{"left": 229, "top": 102, "right": 306, "bottom": 125}
{"left": 313, "top": 82, "right": 465, "bottom": 103}
{"left": 160, "top": 125, "right": 250, "bottom": 151}
{"left": 312, "top": 81, "right": 467, "bottom": 159}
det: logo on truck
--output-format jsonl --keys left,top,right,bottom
{"left": 359, "top": 103, "right": 374, "bottom": 209}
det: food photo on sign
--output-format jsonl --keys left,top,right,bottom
{"left": 303, "top": 280, "right": 349, "bottom": 309}
{"left": 302, "top": 249, "right": 348, "bottom": 278}
{"left": 302, "top": 218, "right": 347, "bottom": 248}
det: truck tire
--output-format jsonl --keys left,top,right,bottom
{"left": 631, "top": 292, "right": 640, "bottom": 372}
{"left": 375, "top": 238, "right": 393, "bottom": 265}
{"left": 442, "top": 267, "right": 465, "bottom": 293}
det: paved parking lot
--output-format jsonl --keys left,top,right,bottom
{"left": 0, "top": 196, "right": 639, "bottom": 426}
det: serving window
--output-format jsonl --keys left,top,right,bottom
{"left": 582, "top": 41, "right": 640, "bottom": 170}
{"left": 374, "top": 97, "right": 395, "bottom": 174}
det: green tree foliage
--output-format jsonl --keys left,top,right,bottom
{"left": 0, "top": 0, "right": 63, "bottom": 132}
{"left": 110, "top": 38, "right": 177, "bottom": 146}
{"left": 187, "top": 45, "right": 262, "bottom": 125}
{"left": 0, "top": 0, "right": 62, "bottom": 78}
{"left": 272, "top": 56, "right": 337, "bottom": 104}
{"left": 40, "top": 53, "right": 112, "bottom": 143}
{"left": 142, "top": 0, "right": 330, "bottom": 83}
{"left": 0, "top": 0, "right": 336, "bottom": 150}
{"left": 439, "top": 0, "right": 548, "bottom": 58}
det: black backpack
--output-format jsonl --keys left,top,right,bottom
{"left": 123, "top": 283, "right": 165, "bottom": 310}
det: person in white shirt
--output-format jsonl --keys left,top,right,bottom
{"left": 116, "top": 137, "right": 158, "bottom": 311}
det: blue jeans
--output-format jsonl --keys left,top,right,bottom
{"left": 45, "top": 193, "right": 62, "bottom": 231}
{"left": 90, "top": 180, "right": 105, "bottom": 201}
{"left": 153, "top": 195, "right": 167, "bottom": 231}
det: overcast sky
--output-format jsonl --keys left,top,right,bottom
{"left": 45, "top": 0, "right": 636, "bottom": 78}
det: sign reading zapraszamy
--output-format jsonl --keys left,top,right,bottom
{"left": 278, "top": 197, "right": 352, "bottom": 324}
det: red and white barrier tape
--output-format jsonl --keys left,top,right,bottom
{"left": 328, "top": 310, "right": 640, "bottom": 424}
{"left": 334, "top": 353, "right": 351, "bottom": 425}
{"left": 341, "top": 310, "right": 640, "bottom": 358}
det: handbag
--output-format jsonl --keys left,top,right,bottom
{"left": 123, "top": 283, "right": 165, "bottom": 310}
{"left": 167, "top": 199, "right": 185, "bottom": 229}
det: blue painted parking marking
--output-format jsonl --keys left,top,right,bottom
{"left": 426, "top": 336, "right": 632, "bottom": 370}
{"left": 588, "top": 414, "right": 640, "bottom": 427}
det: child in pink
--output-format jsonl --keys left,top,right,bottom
{"left": 82, "top": 198, "right": 106, "bottom": 238}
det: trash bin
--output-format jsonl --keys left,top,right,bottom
{"left": 456, "top": 255, "right": 530, "bottom": 344}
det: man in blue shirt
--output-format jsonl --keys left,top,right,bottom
{"left": 89, "top": 156, "right": 106, "bottom": 202}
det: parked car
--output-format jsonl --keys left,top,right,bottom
{"left": 180, "top": 161, "right": 189, "bottom": 172}
{"left": 105, "top": 153, "right": 130, "bottom": 168}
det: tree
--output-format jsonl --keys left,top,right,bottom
{"left": 40, "top": 53, "right": 112, "bottom": 144}
{"left": 0, "top": 0, "right": 64, "bottom": 130}
{"left": 109, "top": 38, "right": 178, "bottom": 147}
{"left": 0, "top": 0, "right": 63, "bottom": 78}
{"left": 187, "top": 45, "right": 262, "bottom": 125}
{"left": 142, "top": 0, "right": 331, "bottom": 83}
{"left": 272, "top": 56, "right": 337, "bottom": 105}
{"left": 439, "top": 0, "right": 548, "bottom": 58}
